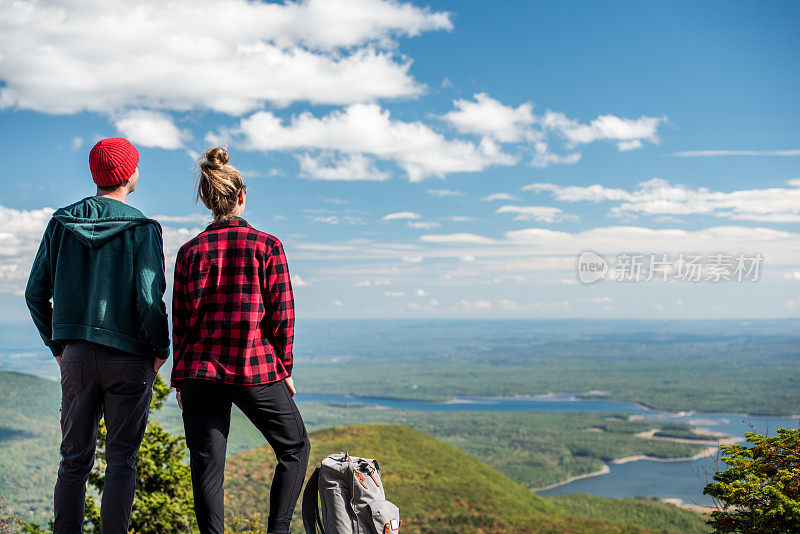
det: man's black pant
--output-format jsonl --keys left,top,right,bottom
{"left": 54, "top": 340, "right": 156, "bottom": 534}
{"left": 179, "top": 379, "right": 311, "bottom": 534}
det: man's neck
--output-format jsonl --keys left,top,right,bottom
{"left": 96, "top": 189, "right": 128, "bottom": 203}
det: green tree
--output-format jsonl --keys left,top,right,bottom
{"left": 703, "top": 426, "right": 800, "bottom": 533}
{"left": 19, "top": 375, "right": 197, "bottom": 534}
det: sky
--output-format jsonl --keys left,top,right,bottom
{"left": 0, "top": 0, "right": 799, "bottom": 320}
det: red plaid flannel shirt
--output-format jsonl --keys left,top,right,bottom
{"left": 170, "top": 217, "right": 294, "bottom": 387}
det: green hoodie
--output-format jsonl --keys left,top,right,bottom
{"left": 25, "top": 196, "right": 170, "bottom": 360}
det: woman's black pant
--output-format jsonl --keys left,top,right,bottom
{"left": 179, "top": 379, "right": 311, "bottom": 534}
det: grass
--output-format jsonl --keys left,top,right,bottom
{"left": 226, "top": 424, "right": 699, "bottom": 533}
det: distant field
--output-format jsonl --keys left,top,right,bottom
{"left": 295, "top": 334, "right": 800, "bottom": 415}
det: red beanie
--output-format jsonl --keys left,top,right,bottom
{"left": 89, "top": 137, "right": 139, "bottom": 187}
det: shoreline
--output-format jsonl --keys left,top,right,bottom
{"left": 612, "top": 448, "right": 717, "bottom": 465}
{"left": 532, "top": 465, "right": 611, "bottom": 492}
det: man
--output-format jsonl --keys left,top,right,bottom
{"left": 25, "top": 137, "right": 170, "bottom": 534}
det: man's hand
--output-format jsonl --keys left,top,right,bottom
{"left": 154, "top": 357, "right": 168, "bottom": 373}
{"left": 284, "top": 376, "right": 296, "bottom": 397}
{"left": 55, "top": 354, "right": 62, "bottom": 367}
{"left": 176, "top": 389, "right": 183, "bottom": 410}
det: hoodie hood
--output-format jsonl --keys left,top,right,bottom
{"left": 53, "top": 196, "right": 159, "bottom": 248}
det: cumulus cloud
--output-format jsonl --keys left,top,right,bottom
{"left": 298, "top": 153, "right": 389, "bottom": 181}
{"left": 420, "top": 233, "right": 499, "bottom": 245}
{"left": 292, "top": 274, "right": 311, "bottom": 287}
{"left": 383, "top": 211, "right": 421, "bottom": 221}
{"left": 439, "top": 93, "right": 664, "bottom": 169}
{"left": 0, "top": 0, "right": 451, "bottom": 115}
{"left": 525, "top": 178, "right": 800, "bottom": 222}
{"left": 481, "top": 193, "right": 519, "bottom": 201}
{"left": 407, "top": 221, "right": 441, "bottom": 229}
{"left": 426, "top": 189, "right": 463, "bottom": 197}
{"left": 0, "top": 206, "right": 55, "bottom": 294}
{"left": 114, "top": 110, "right": 189, "bottom": 149}
{"left": 539, "top": 110, "right": 665, "bottom": 151}
{"left": 495, "top": 205, "right": 578, "bottom": 223}
{"left": 210, "top": 103, "right": 517, "bottom": 181}
{"left": 452, "top": 299, "right": 492, "bottom": 311}
{"left": 443, "top": 93, "right": 536, "bottom": 142}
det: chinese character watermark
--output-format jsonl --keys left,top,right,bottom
{"left": 576, "top": 250, "right": 763, "bottom": 285}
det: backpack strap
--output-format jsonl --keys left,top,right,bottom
{"left": 302, "top": 467, "right": 325, "bottom": 534}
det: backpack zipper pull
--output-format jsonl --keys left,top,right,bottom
{"left": 354, "top": 470, "right": 368, "bottom": 489}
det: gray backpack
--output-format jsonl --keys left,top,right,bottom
{"left": 302, "top": 452, "right": 401, "bottom": 534}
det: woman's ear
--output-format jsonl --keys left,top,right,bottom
{"left": 238, "top": 189, "right": 246, "bottom": 205}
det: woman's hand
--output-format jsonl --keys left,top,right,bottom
{"left": 176, "top": 389, "right": 183, "bottom": 410}
{"left": 284, "top": 376, "right": 296, "bottom": 397}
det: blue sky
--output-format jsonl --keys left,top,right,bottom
{"left": 0, "top": 0, "right": 799, "bottom": 319}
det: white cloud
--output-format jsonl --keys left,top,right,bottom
{"left": 443, "top": 93, "right": 536, "bottom": 143}
{"left": 298, "top": 153, "right": 389, "bottom": 181}
{"left": 530, "top": 142, "right": 582, "bottom": 167}
{"left": 402, "top": 255, "right": 423, "bottom": 263}
{"left": 383, "top": 211, "right": 421, "bottom": 221}
{"left": 540, "top": 110, "right": 665, "bottom": 150}
{"left": 415, "top": 288, "right": 427, "bottom": 296}
{"left": 445, "top": 215, "right": 474, "bottom": 222}
{"left": 114, "top": 110, "right": 189, "bottom": 149}
{"left": 332, "top": 299, "right": 343, "bottom": 306}
{"left": 426, "top": 189, "right": 463, "bottom": 197}
{"left": 407, "top": 221, "right": 441, "bottom": 229}
{"left": 495, "top": 205, "right": 578, "bottom": 223}
{"left": 499, "top": 299, "right": 521, "bottom": 310}
{"left": 210, "top": 103, "right": 517, "bottom": 181}
{"left": 420, "top": 233, "right": 499, "bottom": 245}
{"left": 384, "top": 291, "right": 406, "bottom": 297}
{"left": 440, "top": 93, "right": 664, "bottom": 167}
{"left": 71, "top": 137, "right": 84, "bottom": 150}
{"left": 527, "top": 178, "right": 800, "bottom": 222}
{"left": 292, "top": 274, "right": 311, "bottom": 287}
{"left": 671, "top": 149, "right": 800, "bottom": 157}
{"left": 308, "top": 214, "right": 366, "bottom": 225}
{"left": 0, "top": 206, "right": 55, "bottom": 294}
{"left": 0, "top": 0, "right": 451, "bottom": 115}
{"left": 153, "top": 214, "right": 210, "bottom": 224}
{"left": 452, "top": 299, "right": 492, "bottom": 311}
{"left": 481, "top": 193, "right": 519, "bottom": 201}
{"left": 355, "top": 279, "right": 391, "bottom": 286}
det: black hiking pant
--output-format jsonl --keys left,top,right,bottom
{"left": 54, "top": 340, "right": 156, "bottom": 534}
{"left": 178, "top": 379, "right": 311, "bottom": 534}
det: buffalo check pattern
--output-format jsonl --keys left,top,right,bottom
{"left": 170, "top": 217, "right": 294, "bottom": 387}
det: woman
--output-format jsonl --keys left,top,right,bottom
{"left": 171, "top": 147, "right": 310, "bottom": 534}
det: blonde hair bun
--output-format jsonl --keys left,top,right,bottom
{"left": 196, "top": 147, "right": 245, "bottom": 221}
{"left": 202, "top": 147, "right": 229, "bottom": 169}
